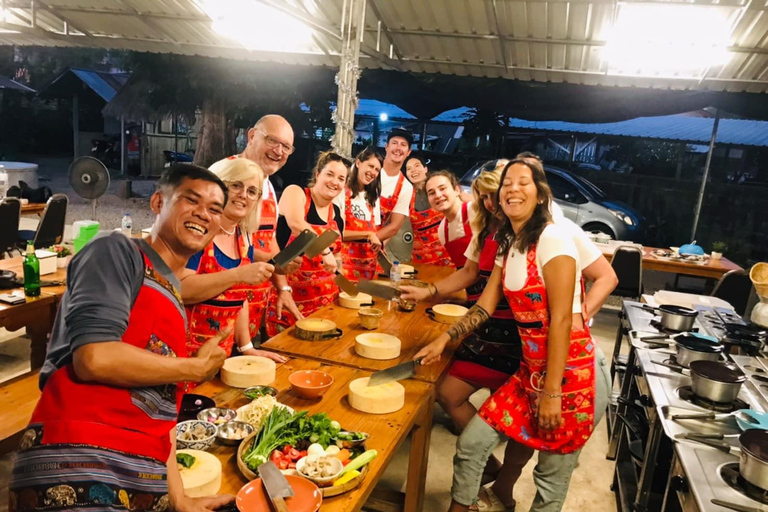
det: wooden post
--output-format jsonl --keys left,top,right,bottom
{"left": 120, "top": 116, "right": 126, "bottom": 174}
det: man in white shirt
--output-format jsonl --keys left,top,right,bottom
{"left": 377, "top": 128, "right": 415, "bottom": 262}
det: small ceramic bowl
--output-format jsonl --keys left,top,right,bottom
{"left": 289, "top": 370, "right": 334, "bottom": 399}
{"left": 296, "top": 455, "right": 344, "bottom": 487}
{"left": 215, "top": 420, "right": 254, "bottom": 446}
{"left": 176, "top": 420, "right": 217, "bottom": 451}
{"left": 358, "top": 307, "right": 383, "bottom": 330}
{"left": 333, "top": 430, "right": 370, "bottom": 449}
{"left": 243, "top": 386, "right": 278, "bottom": 400}
{"left": 196, "top": 407, "right": 237, "bottom": 425}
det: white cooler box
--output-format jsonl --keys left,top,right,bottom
{"left": 35, "top": 249, "right": 57, "bottom": 276}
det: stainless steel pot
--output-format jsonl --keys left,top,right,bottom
{"left": 675, "top": 336, "right": 723, "bottom": 368}
{"left": 634, "top": 304, "right": 698, "bottom": 332}
{"left": 689, "top": 360, "right": 746, "bottom": 403}
{"left": 739, "top": 429, "right": 768, "bottom": 491}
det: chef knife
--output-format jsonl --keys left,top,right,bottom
{"left": 334, "top": 271, "right": 359, "bottom": 296}
{"left": 303, "top": 229, "right": 340, "bottom": 258}
{"left": 268, "top": 229, "right": 317, "bottom": 269}
{"left": 377, "top": 251, "right": 393, "bottom": 274}
{"left": 367, "top": 358, "right": 422, "bottom": 387}
{"left": 259, "top": 461, "right": 293, "bottom": 512}
{"left": 357, "top": 279, "right": 400, "bottom": 301}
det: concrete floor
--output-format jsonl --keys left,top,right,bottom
{"left": 0, "top": 308, "right": 622, "bottom": 512}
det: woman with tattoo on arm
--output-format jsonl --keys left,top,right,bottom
{"left": 415, "top": 156, "right": 610, "bottom": 512}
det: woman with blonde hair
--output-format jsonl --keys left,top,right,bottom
{"left": 181, "top": 157, "right": 286, "bottom": 362}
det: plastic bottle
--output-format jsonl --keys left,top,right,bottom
{"left": 390, "top": 260, "right": 401, "bottom": 284}
{"left": 23, "top": 241, "right": 40, "bottom": 297}
{"left": 121, "top": 213, "right": 133, "bottom": 236}
{"left": 0, "top": 165, "right": 7, "bottom": 199}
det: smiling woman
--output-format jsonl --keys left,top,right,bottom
{"left": 180, "top": 158, "right": 286, "bottom": 368}
{"left": 266, "top": 151, "right": 348, "bottom": 336}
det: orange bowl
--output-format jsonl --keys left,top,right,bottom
{"left": 288, "top": 370, "right": 334, "bottom": 399}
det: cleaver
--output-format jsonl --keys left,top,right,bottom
{"left": 367, "top": 358, "right": 423, "bottom": 387}
{"left": 334, "top": 271, "right": 359, "bottom": 296}
{"left": 377, "top": 251, "right": 393, "bottom": 274}
{"left": 269, "top": 229, "right": 316, "bottom": 269}
{"left": 303, "top": 229, "right": 340, "bottom": 258}
{"left": 357, "top": 279, "right": 400, "bottom": 301}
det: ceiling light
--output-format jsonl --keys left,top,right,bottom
{"left": 200, "top": 0, "right": 315, "bottom": 53}
{"left": 379, "top": 113, "right": 388, "bottom": 121}
{"left": 603, "top": 4, "right": 731, "bottom": 76}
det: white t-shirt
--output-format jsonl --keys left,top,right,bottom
{"left": 334, "top": 190, "right": 381, "bottom": 226}
{"left": 438, "top": 201, "right": 476, "bottom": 247}
{"left": 495, "top": 224, "right": 583, "bottom": 313}
{"left": 550, "top": 201, "right": 601, "bottom": 267}
{"left": 379, "top": 171, "right": 413, "bottom": 217}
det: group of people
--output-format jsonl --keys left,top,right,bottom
{"left": 9, "top": 115, "right": 618, "bottom": 512}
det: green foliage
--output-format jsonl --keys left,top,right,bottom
{"left": 711, "top": 241, "right": 727, "bottom": 253}
{"left": 603, "top": 138, "right": 686, "bottom": 176}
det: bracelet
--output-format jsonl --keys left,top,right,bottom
{"left": 237, "top": 342, "right": 254, "bottom": 353}
{"left": 429, "top": 284, "right": 438, "bottom": 298}
{"left": 540, "top": 390, "right": 563, "bottom": 398}
{"left": 321, "top": 249, "right": 332, "bottom": 256}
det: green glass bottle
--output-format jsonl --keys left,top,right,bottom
{"left": 23, "top": 241, "right": 40, "bottom": 297}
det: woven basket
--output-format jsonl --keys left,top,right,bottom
{"left": 751, "top": 263, "right": 768, "bottom": 297}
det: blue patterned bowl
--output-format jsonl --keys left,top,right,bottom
{"left": 176, "top": 420, "right": 217, "bottom": 451}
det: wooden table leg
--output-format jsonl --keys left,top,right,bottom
{"left": 404, "top": 390, "right": 435, "bottom": 512}
{"left": 24, "top": 301, "right": 55, "bottom": 370}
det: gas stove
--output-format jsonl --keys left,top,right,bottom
{"left": 670, "top": 442, "right": 768, "bottom": 512}
{"left": 624, "top": 300, "right": 714, "bottom": 336}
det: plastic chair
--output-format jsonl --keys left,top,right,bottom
{"left": 711, "top": 270, "right": 753, "bottom": 316}
{"left": 0, "top": 197, "right": 21, "bottom": 258}
{"left": 17, "top": 194, "right": 68, "bottom": 250}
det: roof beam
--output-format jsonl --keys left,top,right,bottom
{"left": 34, "top": 0, "right": 93, "bottom": 37}
{"left": 491, "top": 0, "right": 510, "bottom": 73}
{"left": 365, "top": 0, "right": 404, "bottom": 64}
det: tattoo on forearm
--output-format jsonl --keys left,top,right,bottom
{"left": 447, "top": 305, "right": 490, "bottom": 342}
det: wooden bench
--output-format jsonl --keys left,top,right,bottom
{"left": 0, "top": 371, "right": 41, "bottom": 455}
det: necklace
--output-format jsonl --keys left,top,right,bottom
{"left": 221, "top": 225, "right": 236, "bottom": 236}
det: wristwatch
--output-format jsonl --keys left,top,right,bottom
{"left": 279, "top": 285, "right": 293, "bottom": 294}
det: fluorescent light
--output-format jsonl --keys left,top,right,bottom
{"left": 379, "top": 113, "right": 388, "bottom": 121}
{"left": 603, "top": 4, "right": 731, "bottom": 76}
{"left": 200, "top": 0, "right": 315, "bottom": 53}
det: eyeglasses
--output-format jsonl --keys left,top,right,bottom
{"left": 226, "top": 181, "right": 261, "bottom": 200}
{"left": 259, "top": 130, "right": 295, "bottom": 155}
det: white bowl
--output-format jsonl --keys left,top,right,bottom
{"left": 176, "top": 420, "right": 217, "bottom": 451}
{"left": 295, "top": 455, "right": 344, "bottom": 486}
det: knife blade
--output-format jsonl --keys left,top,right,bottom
{"left": 377, "top": 252, "right": 393, "bottom": 274}
{"left": 259, "top": 461, "right": 293, "bottom": 512}
{"left": 303, "top": 229, "right": 340, "bottom": 258}
{"left": 269, "top": 229, "right": 317, "bottom": 269}
{"left": 367, "top": 359, "right": 422, "bottom": 387}
{"left": 334, "top": 272, "right": 359, "bottom": 296}
{"left": 357, "top": 280, "right": 400, "bottom": 300}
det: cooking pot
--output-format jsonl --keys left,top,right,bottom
{"left": 689, "top": 360, "right": 746, "bottom": 404}
{"left": 740, "top": 429, "right": 768, "bottom": 491}
{"left": 634, "top": 304, "right": 698, "bottom": 332}
{"left": 674, "top": 335, "right": 723, "bottom": 368}
{"left": 0, "top": 270, "right": 18, "bottom": 289}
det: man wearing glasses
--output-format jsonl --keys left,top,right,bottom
{"left": 209, "top": 114, "right": 304, "bottom": 339}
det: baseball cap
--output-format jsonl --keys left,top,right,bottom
{"left": 387, "top": 127, "right": 414, "bottom": 146}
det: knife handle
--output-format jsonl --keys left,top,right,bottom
{"left": 271, "top": 497, "right": 290, "bottom": 512}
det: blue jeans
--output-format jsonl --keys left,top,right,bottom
{"left": 451, "top": 347, "right": 611, "bottom": 511}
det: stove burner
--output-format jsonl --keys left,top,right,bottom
{"left": 677, "top": 386, "right": 749, "bottom": 412}
{"left": 721, "top": 463, "right": 768, "bottom": 505}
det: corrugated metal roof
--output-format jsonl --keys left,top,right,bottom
{"left": 352, "top": 99, "right": 416, "bottom": 120}
{"left": 68, "top": 68, "right": 129, "bottom": 102}
{"left": 0, "top": 75, "right": 35, "bottom": 92}
{"left": 0, "top": 0, "right": 766, "bottom": 93}
{"left": 434, "top": 107, "right": 768, "bottom": 146}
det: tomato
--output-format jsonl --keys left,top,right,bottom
{"left": 278, "top": 459, "right": 289, "bottom": 470}
{"left": 342, "top": 459, "right": 351, "bottom": 466}
{"left": 282, "top": 445, "right": 293, "bottom": 455}
{"left": 270, "top": 450, "right": 282, "bottom": 463}
{"left": 288, "top": 462, "right": 296, "bottom": 469}
{"left": 288, "top": 448, "right": 301, "bottom": 460}
{"left": 299, "top": 450, "right": 308, "bottom": 458}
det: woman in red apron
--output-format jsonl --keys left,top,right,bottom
{"left": 416, "top": 157, "right": 600, "bottom": 512}
{"left": 266, "top": 151, "right": 347, "bottom": 336}
{"left": 406, "top": 156, "right": 453, "bottom": 267}
{"left": 338, "top": 147, "right": 384, "bottom": 281}
{"left": 181, "top": 158, "right": 285, "bottom": 364}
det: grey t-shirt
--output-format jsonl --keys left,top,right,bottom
{"left": 39, "top": 232, "right": 180, "bottom": 389}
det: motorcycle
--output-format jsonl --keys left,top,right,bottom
{"left": 91, "top": 136, "right": 120, "bottom": 168}
{"left": 163, "top": 150, "right": 194, "bottom": 168}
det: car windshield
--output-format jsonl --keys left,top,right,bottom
{"left": 566, "top": 171, "right": 606, "bottom": 199}
{"left": 459, "top": 161, "right": 490, "bottom": 186}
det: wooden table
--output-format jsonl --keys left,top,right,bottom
{"left": 196, "top": 356, "right": 435, "bottom": 512}
{"left": 263, "top": 264, "right": 459, "bottom": 384}
{"left": 600, "top": 244, "right": 742, "bottom": 280}
{"left": 0, "top": 257, "right": 66, "bottom": 369}
{"left": 21, "top": 203, "right": 46, "bottom": 216}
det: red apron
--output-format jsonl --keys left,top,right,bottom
{"left": 340, "top": 188, "right": 378, "bottom": 282}
{"left": 449, "top": 232, "right": 521, "bottom": 388}
{"left": 28, "top": 248, "right": 187, "bottom": 462}
{"left": 185, "top": 228, "right": 265, "bottom": 358}
{"left": 409, "top": 192, "right": 453, "bottom": 267}
{"left": 266, "top": 188, "right": 341, "bottom": 337}
{"left": 379, "top": 172, "right": 405, "bottom": 225}
{"left": 441, "top": 201, "right": 473, "bottom": 269}
{"left": 248, "top": 181, "right": 279, "bottom": 339}
{"left": 478, "top": 243, "right": 596, "bottom": 454}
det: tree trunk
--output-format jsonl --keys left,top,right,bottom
{"left": 194, "top": 96, "right": 229, "bottom": 168}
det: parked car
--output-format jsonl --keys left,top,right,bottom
{"left": 459, "top": 160, "right": 644, "bottom": 241}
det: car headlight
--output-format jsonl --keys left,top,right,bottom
{"left": 608, "top": 208, "right": 635, "bottom": 226}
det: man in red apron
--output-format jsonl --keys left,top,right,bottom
{"left": 10, "top": 165, "right": 234, "bottom": 512}
{"left": 377, "top": 128, "right": 415, "bottom": 264}
{"left": 426, "top": 171, "right": 474, "bottom": 269}
{"left": 210, "top": 114, "right": 303, "bottom": 338}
